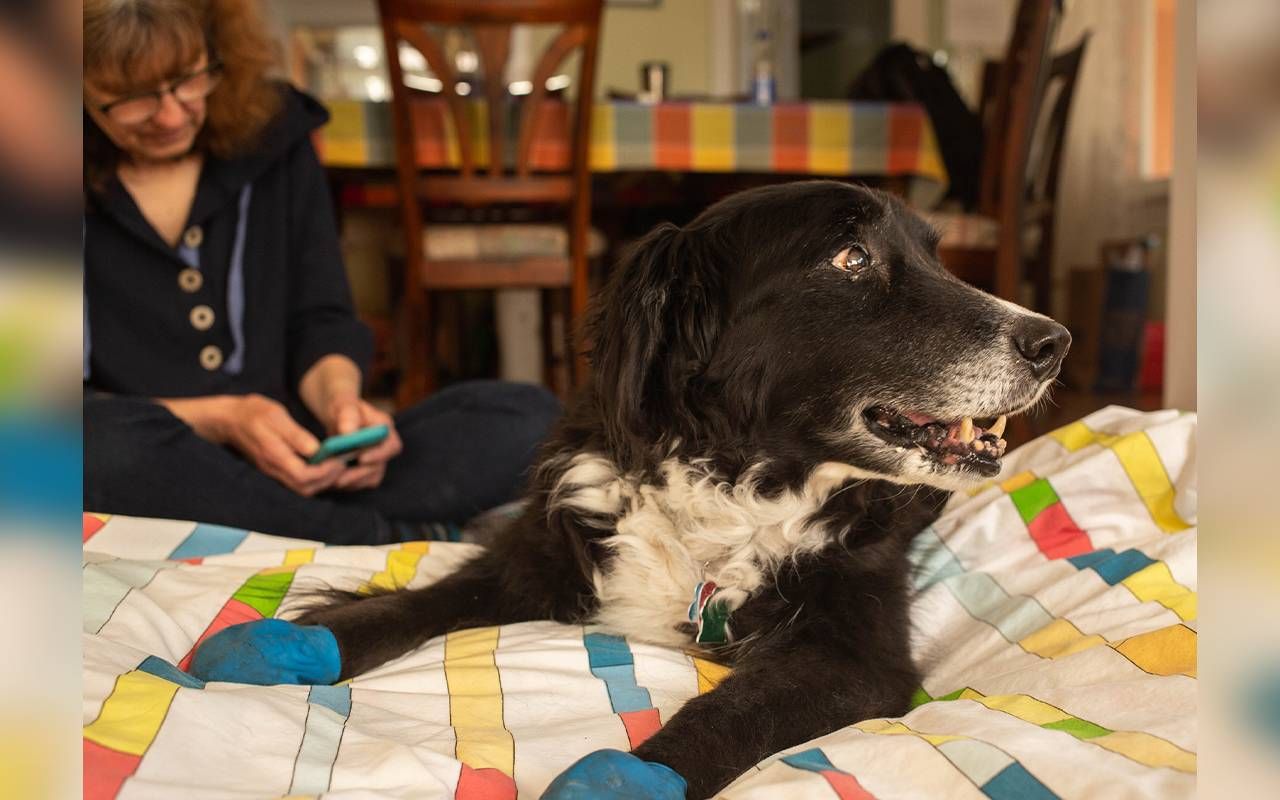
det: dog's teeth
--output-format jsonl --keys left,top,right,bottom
{"left": 958, "top": 417, "right": 974, "bottom": 443}
{"left": 989, "top": 415, "right": 1007, "bottom": 437}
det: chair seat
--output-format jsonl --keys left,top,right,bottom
{"left": 924, "top": 211, "right": 1000, "bottom": 250}
{"left": 408, "top": 223, "right": 607, "bottom": 261}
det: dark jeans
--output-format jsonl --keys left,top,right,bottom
{"left": 84, "top": 381, "right": 561, "bottom": 545}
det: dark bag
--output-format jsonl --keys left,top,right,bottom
{"left": 848, "top": 43, "right": 983, "bottom": 210}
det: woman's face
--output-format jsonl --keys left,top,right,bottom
{"left": 84, "top": 50, "right": 211, "bottom": 164}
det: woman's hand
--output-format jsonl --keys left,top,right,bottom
{"left": 160, "top": 393, "right": 344, "bottom": 496}
{"left": 324, "top": 397, "right": 403, "bottom": 491}
{"left": 221, "top": 394, "right": 346, "bottom": 495}
{"left": 298, "top": 354, "right": 402, "bottom": 491}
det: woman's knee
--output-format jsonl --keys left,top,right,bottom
{"left": 84, "top": 397, "right": 188, "bottom": 483}
{"left": 407, "top": 380, "right": 561, "bottom": 441}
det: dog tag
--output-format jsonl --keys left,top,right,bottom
{"left": 688, "top": 581, "right": 730, "bottom": 644}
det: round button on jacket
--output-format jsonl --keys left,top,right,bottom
{"left": 178, "top": 268, "right": 203, "bottom": 293}
{"left": 182, "top": 225, "right": 204, "bottom": 249}
{"left": 189, "top": 305, "right": 215, "bottom": 331}
{"left": 199, "top": 344, "right": 223, "bottom": 371}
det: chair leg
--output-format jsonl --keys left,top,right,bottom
{"left": 395, "top": 294, "right": 434, "bottom": 408}
{"left": 569, "top": 192, "right": 592, "bottom": 389}
{"left": 1032, "top": 228, "right": 1056, "bottom": 314}
{"left": 542, "top": 288, "right": 571, "bottom": 402}
{"left": 995, "top": 231, "right": 1021, "bottom": 303}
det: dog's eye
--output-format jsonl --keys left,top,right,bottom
{"left": 832, "top": 245, "right": 869, "bottom": 272}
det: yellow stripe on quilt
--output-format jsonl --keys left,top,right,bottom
{"left": 693, "top": 657, "right": 732, "bottom": 694}
{"left": 1121, "top": 562, "right": 1197, "bottom": 621}
{"left": 363, "top": 541, "right": 430, "bottom": 594}
{"left": 1094, "top": 730, "right": 1196, "bottom": 773}
{"left": 1048, "top": 422, "right": 1189, "bottom": 533}
{"left": 1019, "top": 618, "right": 1107, "bottom": 659}
{"left": 1109, "top": 432, "right": 1191, "bottom": 533}
{"left": 1050, "top": 420, "right": 1108, "bottom": 451}
{"left": 1000, "top": 471, "right": 1038, "bottom": 493}
{"left": 445, "top": 626, "right": 514, "bottom": 776}
{"left": 856, "top": 719, "right": 907, "bottom": 735}
{"left": 692, "top": 105, "right": 734, "bottom": 171}
{"left": 856, "top": 719, "right": 960, "bottom": 745}
{"left": 807, "top": 103, "right": 851, "bottom": 174}
{"left": 1114, "top": 624, "right": 1197, "bottom": 677}
{"left": 963, "top": 468, "right": 1037, "bottom": 498}
{"left": 83, "top": 670, "right": 180, "bottom": 756}
{"left": 590, "top": 104, "right": 617, "bottom": 170}
{"left": 284, "top": 549, "right": 315, "bottom": 566}
{"left": 974, "top": 694, "right": 1070, "bottom": 725}
{"left": 919, "top": 731, "right": 962, "bottom": 746}
{"left": 959, "top": 688, "right": 1197, "bottom": 773}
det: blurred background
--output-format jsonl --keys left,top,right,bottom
{"left": 260, "top": 0, "right": 1194, "bottom": 427}
{"left": 0, "top": 0, "right": 1276, "bottom": 797}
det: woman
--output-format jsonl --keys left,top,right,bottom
{"left": 83, "top": 0, "right": 560, "bottom": 544}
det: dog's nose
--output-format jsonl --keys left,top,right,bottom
{"left": 1011, "top": 317, "right": 1071, "bottom": 381}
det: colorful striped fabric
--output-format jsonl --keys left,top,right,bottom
{"left": 82, "top": 406, "right": 1194, "bottom": 799}
{"left": 315, "top": 98, "right": 946, "bottom": 188}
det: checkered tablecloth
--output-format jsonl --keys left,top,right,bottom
{"left": 314, "top": 98, "right": 947, "bottom": 201}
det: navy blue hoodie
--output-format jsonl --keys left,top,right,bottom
{"left": 84, "top": 85, "right": 372, "bottom": 431}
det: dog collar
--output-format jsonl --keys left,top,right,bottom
{"left": 688, "top": 581, "right": 731, "bottom": 644}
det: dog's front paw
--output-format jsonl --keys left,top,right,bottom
{"left": 541, "top": 749, "right": 686, "bottom": 799}
{"left": 188, "top": 619, "right": 341, "bottom": 685}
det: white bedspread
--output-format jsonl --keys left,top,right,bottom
{"left": 83, "top": 406, "right": 1196, "bottom": 799}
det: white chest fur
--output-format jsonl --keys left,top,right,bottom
{"left": 548, "top": 454, "right": 863, "bottom": 646}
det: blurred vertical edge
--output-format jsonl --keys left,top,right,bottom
{"left": 0, "top": 1, "right": 83, "bottom": 799}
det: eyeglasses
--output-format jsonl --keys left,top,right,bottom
{"left": 95, "top": 63, "right": 223, "bottom": 126}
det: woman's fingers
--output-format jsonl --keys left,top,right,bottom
{"left": 273, "top": 414, "right": 322, "bottom": 462}
{"left": 258, "top": 435, "right": 342, "bottom": 495}
{"left": 334, "top": 462, "right": 385, "bottom": 491}
{"left": 358, "top": 422, "right": 402, "bottom": 465}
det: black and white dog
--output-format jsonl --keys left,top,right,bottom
{"left": 300, "top": 181, "right": 1069, "bottom": 797}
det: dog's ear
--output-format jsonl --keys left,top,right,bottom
{"left": 586, "top": 222, "right": 724, "bottom": 463}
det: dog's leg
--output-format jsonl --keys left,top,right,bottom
{"left": 292, "top": 548, "right": 590, "bottom": 679}
{"left": 190, "top": 515, "right": 597, "bottom": 684}
{"left": 290, "top": 554, "right": 502, "bottom": 679}
{"left": 543, "top": 561, "right": 918, "bottom": 800}
{"left": 630, "top": 639, "right": 915, "bottom": 798}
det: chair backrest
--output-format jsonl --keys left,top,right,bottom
{"left": 1026, "top": 36, "right": 1088, "bottom": 215}
{"left": 974, "top": 0, "right": 1062, "bottom": 300}
{"left": 376, "top": 0, "right": 603, "bottom": 206}
{"left": 376, "top": 1, "right": 604, "bottom": 403}
{"left": 977, "top": 0, "right": 1060, "bottom": 216}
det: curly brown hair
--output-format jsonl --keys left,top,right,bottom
{"left": 84, "top": 0, "right": 282, "bottom": 186}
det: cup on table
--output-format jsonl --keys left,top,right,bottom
{"left": 639, "top": 61, "right": 669, "bottom": 104}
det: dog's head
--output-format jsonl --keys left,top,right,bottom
{"left": 587, "top": 181, "right": 1070, "bottom": 490}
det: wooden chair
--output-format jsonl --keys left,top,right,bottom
{"left": 1020, "top": 36, "right": 1089, "bottom": 313}
{"left": 377, "top": 0, "right": 604, "bottom": 406}
{"left": 929, "top": 0, "right": 1073, "bottom": 310}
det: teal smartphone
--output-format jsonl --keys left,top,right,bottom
{"left": 306, "top": 424, "right": 390, "bottom": 465}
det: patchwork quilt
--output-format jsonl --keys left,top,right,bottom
{"left": 83, "top": 405, "right": 1196, "bottom": 799}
